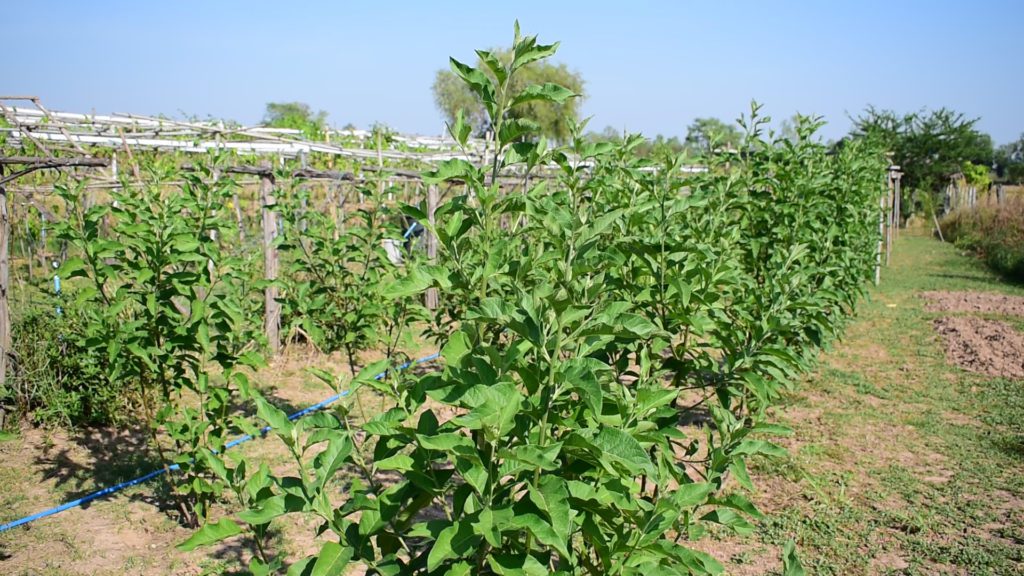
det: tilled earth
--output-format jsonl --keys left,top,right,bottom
{"left": 922, "top": 290, "right": 1024, "bottom": 317}
{"left": 933, "top": 315, "right": 1024, "bottom": 379}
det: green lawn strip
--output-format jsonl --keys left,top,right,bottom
{"left": 709, "top": 235, "right": 1024, "bottom": 575}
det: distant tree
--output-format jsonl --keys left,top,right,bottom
{"left": 263, "top": 101, "right": 328, "bottom": 139}
{"left": 777, "top": 114, "right": 803, "bottom": 143}
{"left": 584, "top": 128, "right": 685, "bottom": 159}
{"left": 432, "top": 48, "right": 584, "bottom": 143}
{"left": 995, "top": 133, "right": 1024, "bottom": 183}
{"left": 590, "top": 125, "right": 623, "bottom": 142}
{"left": 849, "top": 106, "right": 994, "bottom": 194}
{"left": 683, "top": 117, "right": 742, "bottom": 155}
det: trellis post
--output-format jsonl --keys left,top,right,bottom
{"left": 261, "top": 163, "right": 280, "bottom": 356}
{"left": 425, "top": 184, "right": 439, "bottom": 310}
{"left": 0, "top": 166, "right": 8, "bottom": 389}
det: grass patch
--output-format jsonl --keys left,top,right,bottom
{"left": 707, "top": 234, "right": 1024, "bottom": 575}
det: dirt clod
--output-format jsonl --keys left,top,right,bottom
{"left": 922, "top": 291, "right": 1024, "bottom": 317}
{"left": 932, "top": 316, "right": 1024, "bottom": 378}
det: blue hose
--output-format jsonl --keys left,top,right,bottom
{"left": 0, "top": 352, "right": 440, "bottom": 533}
{"left": 402, "top": 221, "right": 419, "bottom": 239}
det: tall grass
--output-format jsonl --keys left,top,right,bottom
{"left": 940, "top": 197, "right": 1024, "bottom": 282}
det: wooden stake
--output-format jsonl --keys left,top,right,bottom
{"left": 875, "top": 187, "right": 884, "bottom": 285}
{"left": 260, "top": 163, "right": 280, "bottom": 356}
{"left": 893, "top": 172, "right": 901, "bottom": 241}
{"left": 0, "top": 166, "right": 9, "bottom": 389}
{"left": 885, "top": 171, "right": 893, "bottom": 266}
{"left": 425, "top": 184, "right": 439, "bottom": 310}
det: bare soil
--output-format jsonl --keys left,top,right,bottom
{"left": 0, "top": 345, "right": 428, "bottom": 576}
{"left": 922, "top": 290, "right": 1024, "bottom": 317}
{"left": 933, "top": 316, "right": 1024, "bottom": 379}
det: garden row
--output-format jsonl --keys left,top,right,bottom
{"left": 3, "top": 26, "right": 889, "bottom": 576}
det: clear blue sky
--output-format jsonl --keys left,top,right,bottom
{"left": 6, "top": 1, "right": 1022, "bottom": 144}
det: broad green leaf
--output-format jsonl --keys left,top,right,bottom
{"left": 177, "top": 518, "right": 242, "bottom": 551}
{"left": 286, "top": 556, "right": 316, "bottom": 576}
{"left": 423, "top": 158, "right": 482, "bottom": 185}
{"left": 509, "top": 83, "right": 575, "bottom": 109}
{"left": 700, "top": 508, "right": 755, "bottom": 536}
{"left": 442, "top": 330, "right": 472, "bottom": 366}
{"left": 512, "top": 40, "right": 560, "bottom": 71}
{"left": 672, "top": 482, "right": 713, "bottom": 509}
{"left": 592, "top": 427, "right": 654, "bottom": 476}
{"left": 418, "top": 432, "right": 474, "bottom": 451}
{"left": 255, "top": 397, "right": 294, "bottom": 441}
{"left": 487, "top": 552, "right": 549, "bottom": 576}
{"left": 427, "top": 522, "right": 481, "bottom": 571}
{"left": 311, "top": 541, "right": 352, "bottom": 576}
{"left": 475, "top": 49, "right": 507, "bottom": 85}
{"left": 528, "top": 476, "right": 572, "bottom": 551}
{"left": 448, "top": 109, "right": 472, "bottom": 148}
{"left": 375, "top": 453, "right": 415, "bottom": 472}
{"left": 238, "top": 493, "right": 305, "bottom": 525}
{"left": 782, "top": 540, "right": 806, "bottom": 576}
{"left": 56, "top": 257, "right": 88, "bottom": 279}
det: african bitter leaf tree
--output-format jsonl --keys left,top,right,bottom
{"left": 184, "top": 23, "right": 885, "bottom": 576}
{"left": 276, "top": 174, "right": 412, "bottom": 376}
{"left": 54, "top": 152, "right": 264, "bottom": 527}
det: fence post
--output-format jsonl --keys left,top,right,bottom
{"left": 893, "top": 170, "right": 901, "bottom": 240}
{"left": 885, "top": 170, "right": 893, "bottom": 266}
{"left": 0, "top": 166, "right": 9, "bottom": 390}
{"left": 425, "top": 184, "right": 439, "bottom": 310}
{"left": 876, "top": 185, "right": 884, "bottom": 285}
{"left": 260, "top": 163, "right": 280, "bottom": 356}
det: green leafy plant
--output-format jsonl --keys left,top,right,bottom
{"left": 183, "top": 24, "right": 884, "bottom": 575}
{"left": 2, "top": 306, "right": 122, "bottom": 428}
{"left": 52, "top": 152, "right": 263, "bottom": 526}
{"left": 277, "top": 177, "right": 409, "bottom": 374}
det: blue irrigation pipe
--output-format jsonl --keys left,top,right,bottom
{"left": 0, "top": 351, "right": 440, "bottom": 533}
{"left": 402, "top": 221, "right": 418, "bottom": 239}
{"left": 53, "top": 261, "right": 63, "bottom": 316}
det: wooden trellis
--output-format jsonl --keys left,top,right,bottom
{"left": 0, "top": 96, "right": 711, "bottom": 362}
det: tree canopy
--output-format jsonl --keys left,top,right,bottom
{"left": 585, "top": 127, "right": 686, "bottom": 158}
{"left": 995, "top": 133, "right": 1024, "bottom": 183}
{"left": 263, "top": 101, "right": 328, "bottom": 139}
{"left": 432, "top": 49, "right": 584, "bottom": 143}
{"left": 849, "top": 106, "right": 994, "bottom": 193}
{"left": 683, "top": 117, "right": 743, "bottom": 155}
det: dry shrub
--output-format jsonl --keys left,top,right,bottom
{"left": 941, "top": 196, "right": 1024, "bottom": 281}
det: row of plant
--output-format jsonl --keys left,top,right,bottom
{"left": 940, "top": 197, "right": 1024, "bottom": 282}
{"left": 171, "top": 26, "right": 888, "bottom": 575}
{"left": 2, "top": 148, "right": 421, "bottom": 428}
{"left": 4, "top": 153, "right": 419, "bottom": 528}
{"left": 4, "top": 24, "right": 887, "bottom": 575}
